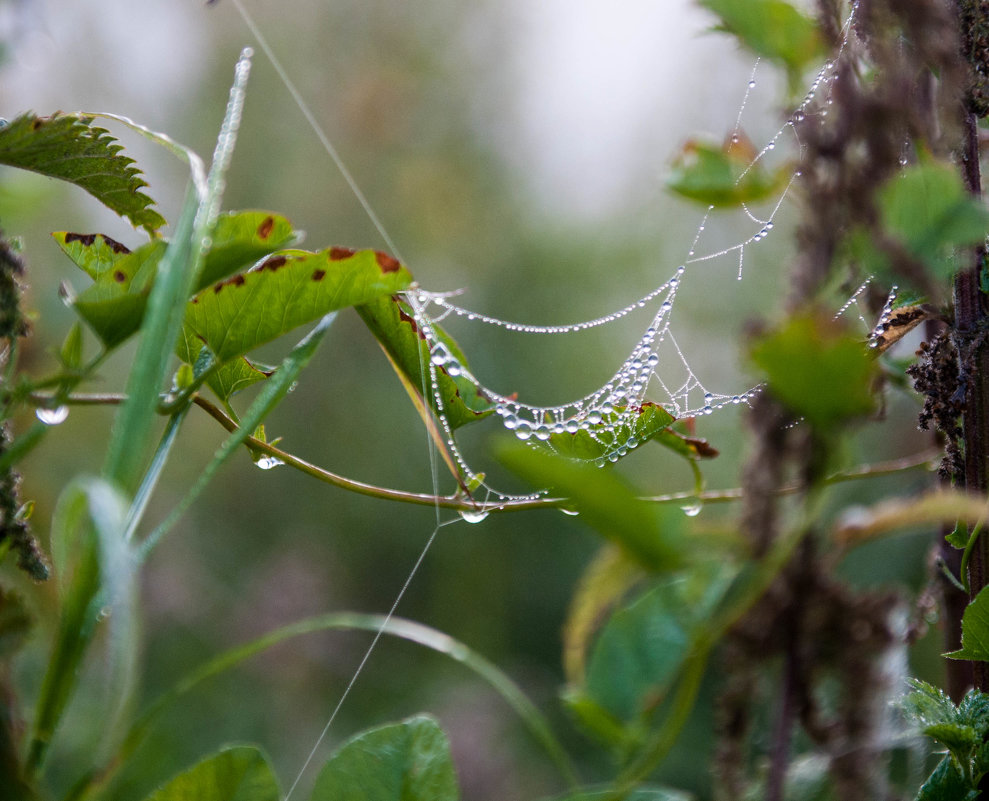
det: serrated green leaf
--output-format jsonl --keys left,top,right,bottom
{"left": 698, "top": 0, "right": 826, "bottom": 87}
{"left": 183, "top": 247, "right": 411, "bottom": 365}
{"left": 356, "top": 294, "right": 496, "bottom": 429}
{"left": 947, "top": 585, "right": 989, "bottom": 661}
{"left": 923, "top": 723, "right": 979, "bottom": 754}
{"left": 310, "top": 715, "right": 459, "bottom": 801}
{"left": 666, "top": 138, "right": 789, "bottom": 207}
{"left": 142, "top": 745, "right": 280, "bottom": 801}
{"left": 916, "top": 755, "right": 979, "bottom": 801}
{"left": 496, "top": 441, "right": 686, "bottom": 572}
{"left": 902, "top": 679, "right": 964, "bottom": 730}
{"left": 749, "top": 310, "right": 877, "bottom": 428}
{"left": 0, "top": 113, "right": 165, "bottom": 233}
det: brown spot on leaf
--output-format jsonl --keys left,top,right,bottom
{"left": 257, "top": 216, "right": 275, "bottom": 239}
{"left": 112, "top": 270, "right": 126, "bottom": 283}
{"left": 330, "top": 246, "right": 356, "bottom": 260}
{"left": 374, "top": 251, "right": 401, "bottom": 273}
{"left": 215, "top": 274, "right": 246, "bottom": 293}
{"left": 398, "top": 305, "right": 421, "bottom": 336}
{"left": 32, "top": 118, "right": 44, "bottom": 130}
{"left": 64, "top": 233, "right": 95, "bottom": 247}
{"left": 312, "top": 269, "right": 326, "bottom": 281}
{"left": 260, "top": 255, "right": 288, "bottom": 271}
{"left": 102, "top": 235, "right": 130, "bottom": 254}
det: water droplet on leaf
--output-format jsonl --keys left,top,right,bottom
{"left": 460, "top": 509, "right": 488, "bottom": 524}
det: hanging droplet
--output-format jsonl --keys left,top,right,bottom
{"left": 681, "top": 502, "right": 702, "bottom": 518}
{"left": 565, "top": 420, "right": 579, "bottom": 434}
{"left": 534, "top": 425, "right": 552, "bottom": 441}
{"left": 503, "top": 413, "right": 519, "bottom": 430}
{"left": 430, "top": 343, "right": 451, "bottom": 366}
{"left": 255, "top": 455, "right": 284, "bottom": 470}
{"left": 36, "top": 406, "right": 69, "bottom": 426}
{"left": 515, "top": 421, "right": 533, "bottom": 440}
{"left": 560, "top": 507, "right": 580, "bottom": 517}
{"left": 446, "top": 360, "right": 462, "bottom": 377}
{"left": 748, "top": 79, "right": 756, "bottom": 89}
{"left": 459, "top": 508, "right": 489, "bottom": 524}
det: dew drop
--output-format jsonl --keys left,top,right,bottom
{"left": 588, "top": 411, "right": 603, "bottom": 425}
{"left": 681, "top": 503, "right": 702, "bottom": 517}
{"left": 748, "top": 79, "right": 756, "bottom": 89}
{"left": 256, "top": 455, "right": 284, "bottom": 470}
{"left": 36, "top": 406, "right": 68, "bottom": 426}
{"left": 446, "top": 361, "right": 462, "bottom": 377}
{"left": 515, "top": 422, "right": 533, "bottom": 440}
{"left": 565, "top": 420, "right": 579, "bottom": 434}
{"left": 430, "top": 343, "right": 451, "bottom": 366}
{"left": 534, "top": 425, "right": 552, "bottom": 441}
{"left": 560, "top": 507, "right": 580, "bottom": 517}
{"left": 503, "top": 413, "right": 519, "bottom": 430}
{"left": 460, "top": 509, "right": 489, "bottom": 524}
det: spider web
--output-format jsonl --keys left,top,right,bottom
{"left": 225, "top": 2, "right": 878, "bottom": 795}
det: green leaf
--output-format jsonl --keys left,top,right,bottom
{"left": 55, "top": 212, "right": 300, "bottom": 352}
{"left": 947, "top": 585, "right": 989, "bottom": 661}
{"left": 310, "top": 715, "right": 459, "bottom": 801}
{"left": 142, "top": 746, "right": 280, "bottom": 801}
{"left": 356, "top": 294, "right": 496, "bottom": 429}
{"left": 68, "top": 240, "right": 168, "bottom": 348}
{"left": 182, "top": 247, "right": 412, "bottom": 365}
{"left": 666, "top": 138, "right": 789, "bottom": 207}
{"left": 563, "top": 545, "right": 646, "bottom": 686}
{"left": 496, "top": 442, "right": 686, "bottom": 572}
{"left": 52, "top": 231, "right": 132, "bottom": 280}
{"left": 0, "top": 113, "right": 165, "bottom": 233}
{"left": 28, "top": 477, "right": 135, "bottom": 773}
{"left": 546, "top": 403, "right": 676, "bottom": 462}
{"left": 59, "top": 321, "right": 84, "bottom": 369}
{"left": 748, "top": 310, "right": 877, "bottom": 428}
{"left": 698, "top": 0, "right": 826, "bottom": 87}
{"left": 584, "top": 564, "right": 732, "bottom": 723}
{"left": 877, "top": 160, "right": 989, "bottom": 284}
{"left": 916, "top": 755, "right": 979, "bottom": 801}
{"left": 201, "top": 357, "right": 276, "bottom": 402}
{"left": 196, "top": 211, "right": 298, "bottom": 288}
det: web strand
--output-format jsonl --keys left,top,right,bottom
{"left": 228, "top": 1, "right": 870, "bottom": 791}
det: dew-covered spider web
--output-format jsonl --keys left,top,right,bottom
{"left": 224, "top": 1, "right": 887, "bottom": 795}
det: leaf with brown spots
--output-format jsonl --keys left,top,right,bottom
{"left": 70, "top": 239, "right": 168, "bottom": 347}
{"left": 0, "top": 113, "right": 165, "bottom": 233}
{"left": 53, "top": 211, "right": 301, "bottom": 351}
{"left": 181, "top": 246, "right": 412, "bottom": 368}
{"left": 53, "top": 232, "right": 131, "bottom": 280}
{"left": 356, "top": 294, "right": 497, "bottom": 430}
{"left": 196, "top": 211, "right": 298, "bottom": 288}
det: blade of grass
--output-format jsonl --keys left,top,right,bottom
{"left": 73, "top": 613, "right": 578, "bottom": 801}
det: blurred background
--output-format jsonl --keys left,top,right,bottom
{"left": 0, "top": 1, "right": 940, "bottom": 799}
